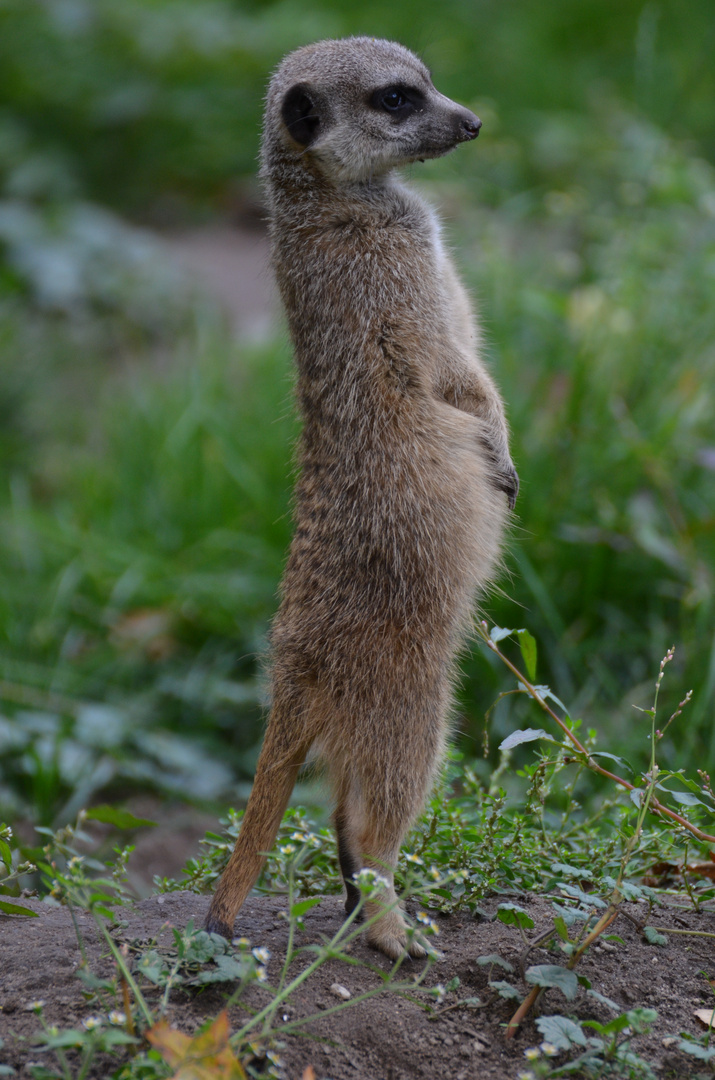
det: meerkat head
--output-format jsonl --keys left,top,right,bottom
{"left": 263, "top": 37, "right": 481, "bottom": 185}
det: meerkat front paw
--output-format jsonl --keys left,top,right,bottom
{"left": 366, "top": 909, "right": 428, "bottom": 959}
{"left": 478, "top": 432, "right": 519, "bottom": 509}
{"left": 498, "top": 463, "right": 519, "bottom": 509}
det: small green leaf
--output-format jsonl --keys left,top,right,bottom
{"left": 0, "top": 839, "right": 12, "bottom": 871}
{"left": 587, "top": 988, "right": 621, "bottom": 1011}
{"left": 551, "top": 901, "right": 590, "bottom": 926}
{"left": 0, "top": 899, "right": 39, "bottom": 917}
{"left": 553, "top": 916, "right": 569, "bottom": 942}
{"left": 489, "top": 980, "right": 521, "bottom": 1000}
{"left": 551, "top": 862, "right": 593, "bottom": 880}
{"left": 584, "top": 1013, "right": 630, "bottom": 1035}
{"left": 589, "top": 751, "right": 635, "bottom": 775}
{"left": 290, "top": 896, "right": 323, "bottom": 917}
{"left": 516, "top": 629, "right": 537, "bottom": 680}
{"left": 535, "top": 1015, "right": 588, "bottom": 1049}
{"left": 661, "top": 789, "right": 706, "bottom": 808}
{"left": 499, "top": 728, "right": 550, "bottom": 752}
{"left": 496, "top": 903, "right": 535, "bottom": 930}
{"left": 85, "top": 805, "right": 157, "bottom": 829}
{"left": 678, "top": 1040, "right": 715, "bottom": 1062}
{"left": 643, "top": 926, "right": 668, "bottom": 946}
{"left": 532, "top": 685, "right": 570, "bottom": 715}
{"left": 477, "top": 953, "right": 514, "bottom": 972}
{"left": 625, "top": 1007, "right": 658, "bottom": 1032}
{"left": 525, "top": 964, "right": 579, "bottom": 1001}
{"left": 559, "top": 883, "right": 606, "bottom": 908}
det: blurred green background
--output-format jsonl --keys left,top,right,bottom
{"left": 1, "top": 0, "right": 714, "bottom": 835}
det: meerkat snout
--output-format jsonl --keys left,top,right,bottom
{"left": 460, "top": 114, "right": 482, "bottom": 139}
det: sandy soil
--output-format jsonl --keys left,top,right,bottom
{"left": 2, "top": 888, "right": 714, "bottom": 1079}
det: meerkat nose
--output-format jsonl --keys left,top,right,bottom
{"left": 460, "top": 115, "right": 482, "bottom": 140}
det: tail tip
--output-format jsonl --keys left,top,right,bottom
{"left": 205, "top": 910, "right": 234, "bottom": 941}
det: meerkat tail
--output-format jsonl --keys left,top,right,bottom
{"left": 204, "top": 727, "right": 308, "bottom": 940}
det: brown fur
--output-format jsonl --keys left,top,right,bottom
{"left": 205, "top": 37, "right": 517, "bottom": 958}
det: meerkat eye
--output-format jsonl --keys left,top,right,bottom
{"left": 370, "top": 85, "right": 422, "bottom": 116}
{"left": 382, "top": 89, "right": 406, "bottom": 110}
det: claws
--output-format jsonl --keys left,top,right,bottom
{"left": 501, "top": 466, "right": 519, "bottom": 510}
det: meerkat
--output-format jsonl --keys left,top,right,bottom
{"left": 205, "top": 36, "right": 518, "bottom": 959}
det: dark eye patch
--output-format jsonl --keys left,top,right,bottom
{"left": 370, "top": 84, "right": 425, "bottom": 118}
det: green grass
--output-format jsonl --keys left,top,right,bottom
{"left": 0, "top": 2, "right": 714, "bottom": 829}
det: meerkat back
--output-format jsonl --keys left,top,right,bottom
{"left": 205, "top": 37, "right": 517, "bottom": 959}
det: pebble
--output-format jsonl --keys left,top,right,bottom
{"left": 329, "top": 983, "right": 351, "bottom": 1000}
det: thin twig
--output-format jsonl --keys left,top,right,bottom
{"left": 477, "top": 623, "right": 715, "bottom": 845}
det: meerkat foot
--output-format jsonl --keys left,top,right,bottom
{"left": 366, "top": 909, "right": 427, "bottom": 960}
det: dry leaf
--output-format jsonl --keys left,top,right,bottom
{"left": 146, "top": 1012, "right": 247, "bottom": 1079}
{"left": 694, "top": 1009, "right": 715, "bottom": 1028}
{"left": 301, "top": 1069, "right": 317, "bottom": 1080}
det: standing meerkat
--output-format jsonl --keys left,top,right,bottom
{"left": 205, "top": 37, "right": 518, "bottom": 959}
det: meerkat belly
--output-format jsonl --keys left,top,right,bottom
{"left": 281, "top": 405, "right": 498, "bottom": 640}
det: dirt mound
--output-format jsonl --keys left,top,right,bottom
{"left": 2, "top": 890, "right": 714, "bottom": 1078}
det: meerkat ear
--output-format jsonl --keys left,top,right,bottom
{"left": 281, "top": 84, "right": 320, "bottom": 147}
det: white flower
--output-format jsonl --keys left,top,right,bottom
{"left": 431, "top": 983, "right": 447, "bottom": 1004}
{"left": 255, "top": 965, "right": 268, "bottom": 983}
{"left": 415, "top": 912, "right": 440, "bottom": 934}
{"left": 540, "top": 1041, "right": 558, "bottom": 1057}
{"left": 279, "top": 844, "right": 296, "bottom": 855}
{"left": 404, "top": 852, "right": 424, "bottom": 866}
{"left": 82, "top": 1016, "right": 103, "bottom": 1030}
{"left": 108, "top": 1011, "right": 127, "bottom": 1025}
{"left": 517, "top": 1072, "right": 536, "bottom": 1080}
{"left": 428, "top": 865, "right": 441, "bottom": 881}
{"left": 290, "top": 832, "right": 307, "bottom": 842}
{"left": 355, "top": 868, "right": 390, "bottom": 891}
{"left": 27, "top": 1000, "right": 45, "bottom": 1013}
{"left": 524, "top": 1047, "right": 541, "bottom": 1060}
{"left": 252, "top": 946, "right": 271, "bottom": 964}
{"left": 232, "top": 936, "right": 251, "bottom": 949}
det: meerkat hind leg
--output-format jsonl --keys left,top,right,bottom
{"left": 334, "top": 805, "right": 362, "bottom": 917}
{"left": 358, "top": 817, "right": 428, "bottom": 960}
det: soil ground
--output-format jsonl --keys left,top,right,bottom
{"left": 2, "top": 888, "right": 714, "bottom": 1079}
